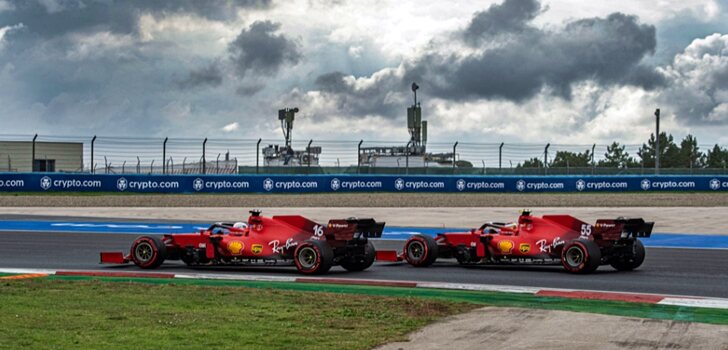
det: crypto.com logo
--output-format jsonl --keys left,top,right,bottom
{"left": 516, "top": 180, "right": 526, "bottom": 192}
{"left": 640, "top": 179, "right": 651, "bottom": 191}
{"left": 263, "top": 178, "right": 274, "bottom": 191}
{"left": 394, "top": 178, "right": 405, "bottom": 191}
{"left": 40, "top": 176, "right": 51, "bottom": 190}
{"left": 117, "top": 177, "right": 128, "bottom": 191}
{"left": 193, "top": 178, "right": 204, "bottom": 192}
{"left": 330, "top": 178, "right": 341, "bottom": 191}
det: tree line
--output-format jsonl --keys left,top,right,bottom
{"left": 518, "top": 133, "right": 728, "bottom": 169}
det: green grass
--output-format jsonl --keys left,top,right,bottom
{"left": 3, "top": 276, "right": 728, "bottom": 349}
{"left": 46, "top": 275, "right": 728, "bottom": 325}
{"left": 0, "top": 278, "right": 470, "bottom": 350}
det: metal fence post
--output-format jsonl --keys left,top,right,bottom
{"left": 655, "top": 108, "right": 660, "bottom": 175}
{"left": 307, "top": 139, "right": 313, "bottom": 173}
{"left": 31, "top": 134, "right": 37, "bottom": 172}
{"left": 544, "top": 143, "right": 550, "bottom": 175}
{"left": 163, "top": 137, "right": 168, "bottom": 174}
{"left": 202, "top": 138, "right": 207, "bottom": 174}
{"left": 453, "top": 141, "right": 458, "bottom": 174}
{"left": 216, "top": 153, "right": 220, "bottom": 173}
{"left": 405, "top": 141, "right": 411, "bottom": 175}
{"left": 136, "top": 156, "right": 140, "bottom": 174}
{"left": 357, "top": 140, "right": 363, "bottom": 174}
{"left": 499, "top": 142, "right": 504, "bottom": 172}
{"left": 591, "top": 143, "right": 596, "bottom": 175}
{"left": 256, "top": 138, "right": 261, "bottom": 174}
{"left": 90, "top": 135, "right": 97, "bottom": 174}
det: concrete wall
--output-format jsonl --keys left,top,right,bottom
{"left": 0, "top": 141, "right": 83, "bottom": 172}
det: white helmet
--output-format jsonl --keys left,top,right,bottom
{"left": 233, "top": 222, "right": 248, "bottom": 229}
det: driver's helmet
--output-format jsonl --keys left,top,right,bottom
{"left": 505, "top": 222, "right": 518, "bottom": 230}
{"left": 233, "top": 222, "right": 248, "bottom": 229}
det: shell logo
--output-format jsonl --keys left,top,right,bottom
{"left": 498, "top": 240, "right": 514, "bottom": 254}
{"left": 227, "top": 241, "right": 245, "bottom": 255}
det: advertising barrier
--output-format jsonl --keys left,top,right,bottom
{"left": 0, "top": 173, "right": 726, "bottom": 193}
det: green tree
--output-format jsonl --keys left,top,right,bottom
{"left": 598, "top": 142, "right": 637, "bottom": 168}
{"left": 637, "top": 132, "right": 680, "bottom": 167}
{"left": 676, "top": 134, "right": 705, "bottom": 168}
{"left": 706, "top": 144, "right": 728, "bottom": 168}
{"left": 550, "top": 150, "right": 592, "bottom": 167}
{"left": 518, "top": 157, "right": 544, "bottom": 168}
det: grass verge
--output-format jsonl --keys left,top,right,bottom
{"left": 3, "top": 275, "right": 728, "bottom": 349}
{"left": 0, "top": 278, "right": 470, "bottom": 350}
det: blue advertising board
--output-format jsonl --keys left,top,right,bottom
{"left": 0, "top": 173, "right": 726, "bottom": 193}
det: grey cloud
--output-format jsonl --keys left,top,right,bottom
{"left": 312, "top": 70, "right": 406, "bottom": 119}
{"left": 659, "top": 33, "right": 728, "bottom": 124}
{"left": 236, "top": 83, "right": 265, "bottom": 96}
{"left": 409, "top": 12, "right": 662, "bottom": 101}
{"left": 308, "top": 3, "right": 663, "bottom": 121}
{"left": 176, "top": 63, "right": 223, "bottom": 89}
{"left": 0, "top": 0, "right": 271, "bottom": 39}
{"left": 463, "top": 0, "right": 542, "bottom": 45}
{"left": 228, "top": 20, "right": 302, "bottom": 79}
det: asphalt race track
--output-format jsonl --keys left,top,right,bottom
{"left": 1, "top": 229, "right": 727, "bottom": 299}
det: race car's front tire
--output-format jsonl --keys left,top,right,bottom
{"left": 130, "top": 236, "right": 166, "bottom": 269}
{"left": 561, "top": 240, "right": 601, "bottom": 274}
{"left": 610, "top": 239, "right": 646, "bottom": 271}
{"left": 404, "top": 234, "right": 438, "bottom": 267}
{"left": 340, "top": 241, "right": 376, "bottom": 272}
{"left": 294, "top": 240, "right": 334, "bottom": 275}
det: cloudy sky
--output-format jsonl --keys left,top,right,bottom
{"left": 1, "top": 0, "right": 728, "bottom": 145}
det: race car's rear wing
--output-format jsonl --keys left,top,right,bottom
{"left": 348, "top": 218, "right": 385, "bottom": 239}
{"left": 324, "top": 218, "right": 385, "bottom": 241}
{"left": 594, "top": 218, "right": 654, "bottom": 241}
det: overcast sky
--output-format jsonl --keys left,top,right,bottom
{"left": 1, "top": 0, "right": 728, "bottom": 146}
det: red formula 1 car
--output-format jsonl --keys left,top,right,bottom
{"left": 101, "top": 211, "right": 385, "bottom": 275}
{"left": 380, "top": 211, "right": 653, "bottom": 274}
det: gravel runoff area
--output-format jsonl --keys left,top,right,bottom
{"left": 376, "top": 307, "right": 728, "bottom": 350}
{"left": 0, "top": 192, "right": 726, "bottom": 207}
{"left": 1, "top": 206, "right": 726, "bottom": 234}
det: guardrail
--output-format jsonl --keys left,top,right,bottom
{"left": 1, "top": 173, "right": 726, "bottom": 193}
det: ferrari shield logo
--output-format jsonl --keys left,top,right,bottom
{"left": 497, "top": 240, "right": 514, "bottom": 254}
{"left": 227, "top": 241, "right": 244, "bottom": 255}
{"left": 519, "top": 243, "right": 530, "bottom": 253}
{"left": 251, "top": 244, "right": 263, "bottom": 255}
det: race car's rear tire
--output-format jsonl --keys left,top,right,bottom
{"left": 340, "top": 241, "right": 376, "bottom": 272}
{"left": 294, "top": 240, "right": 334, "bottom": 275}
{"left": 561, "top": 240, "right": 601, "bottom": 274}
{"left": 404, "top": 234, "right": 438, "bottom": 267}
{"left": 130, "top": 236, "right": 166, "bottom": 269}
{"left": 610, "top": 239, "right": 645, "bottom": 271}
